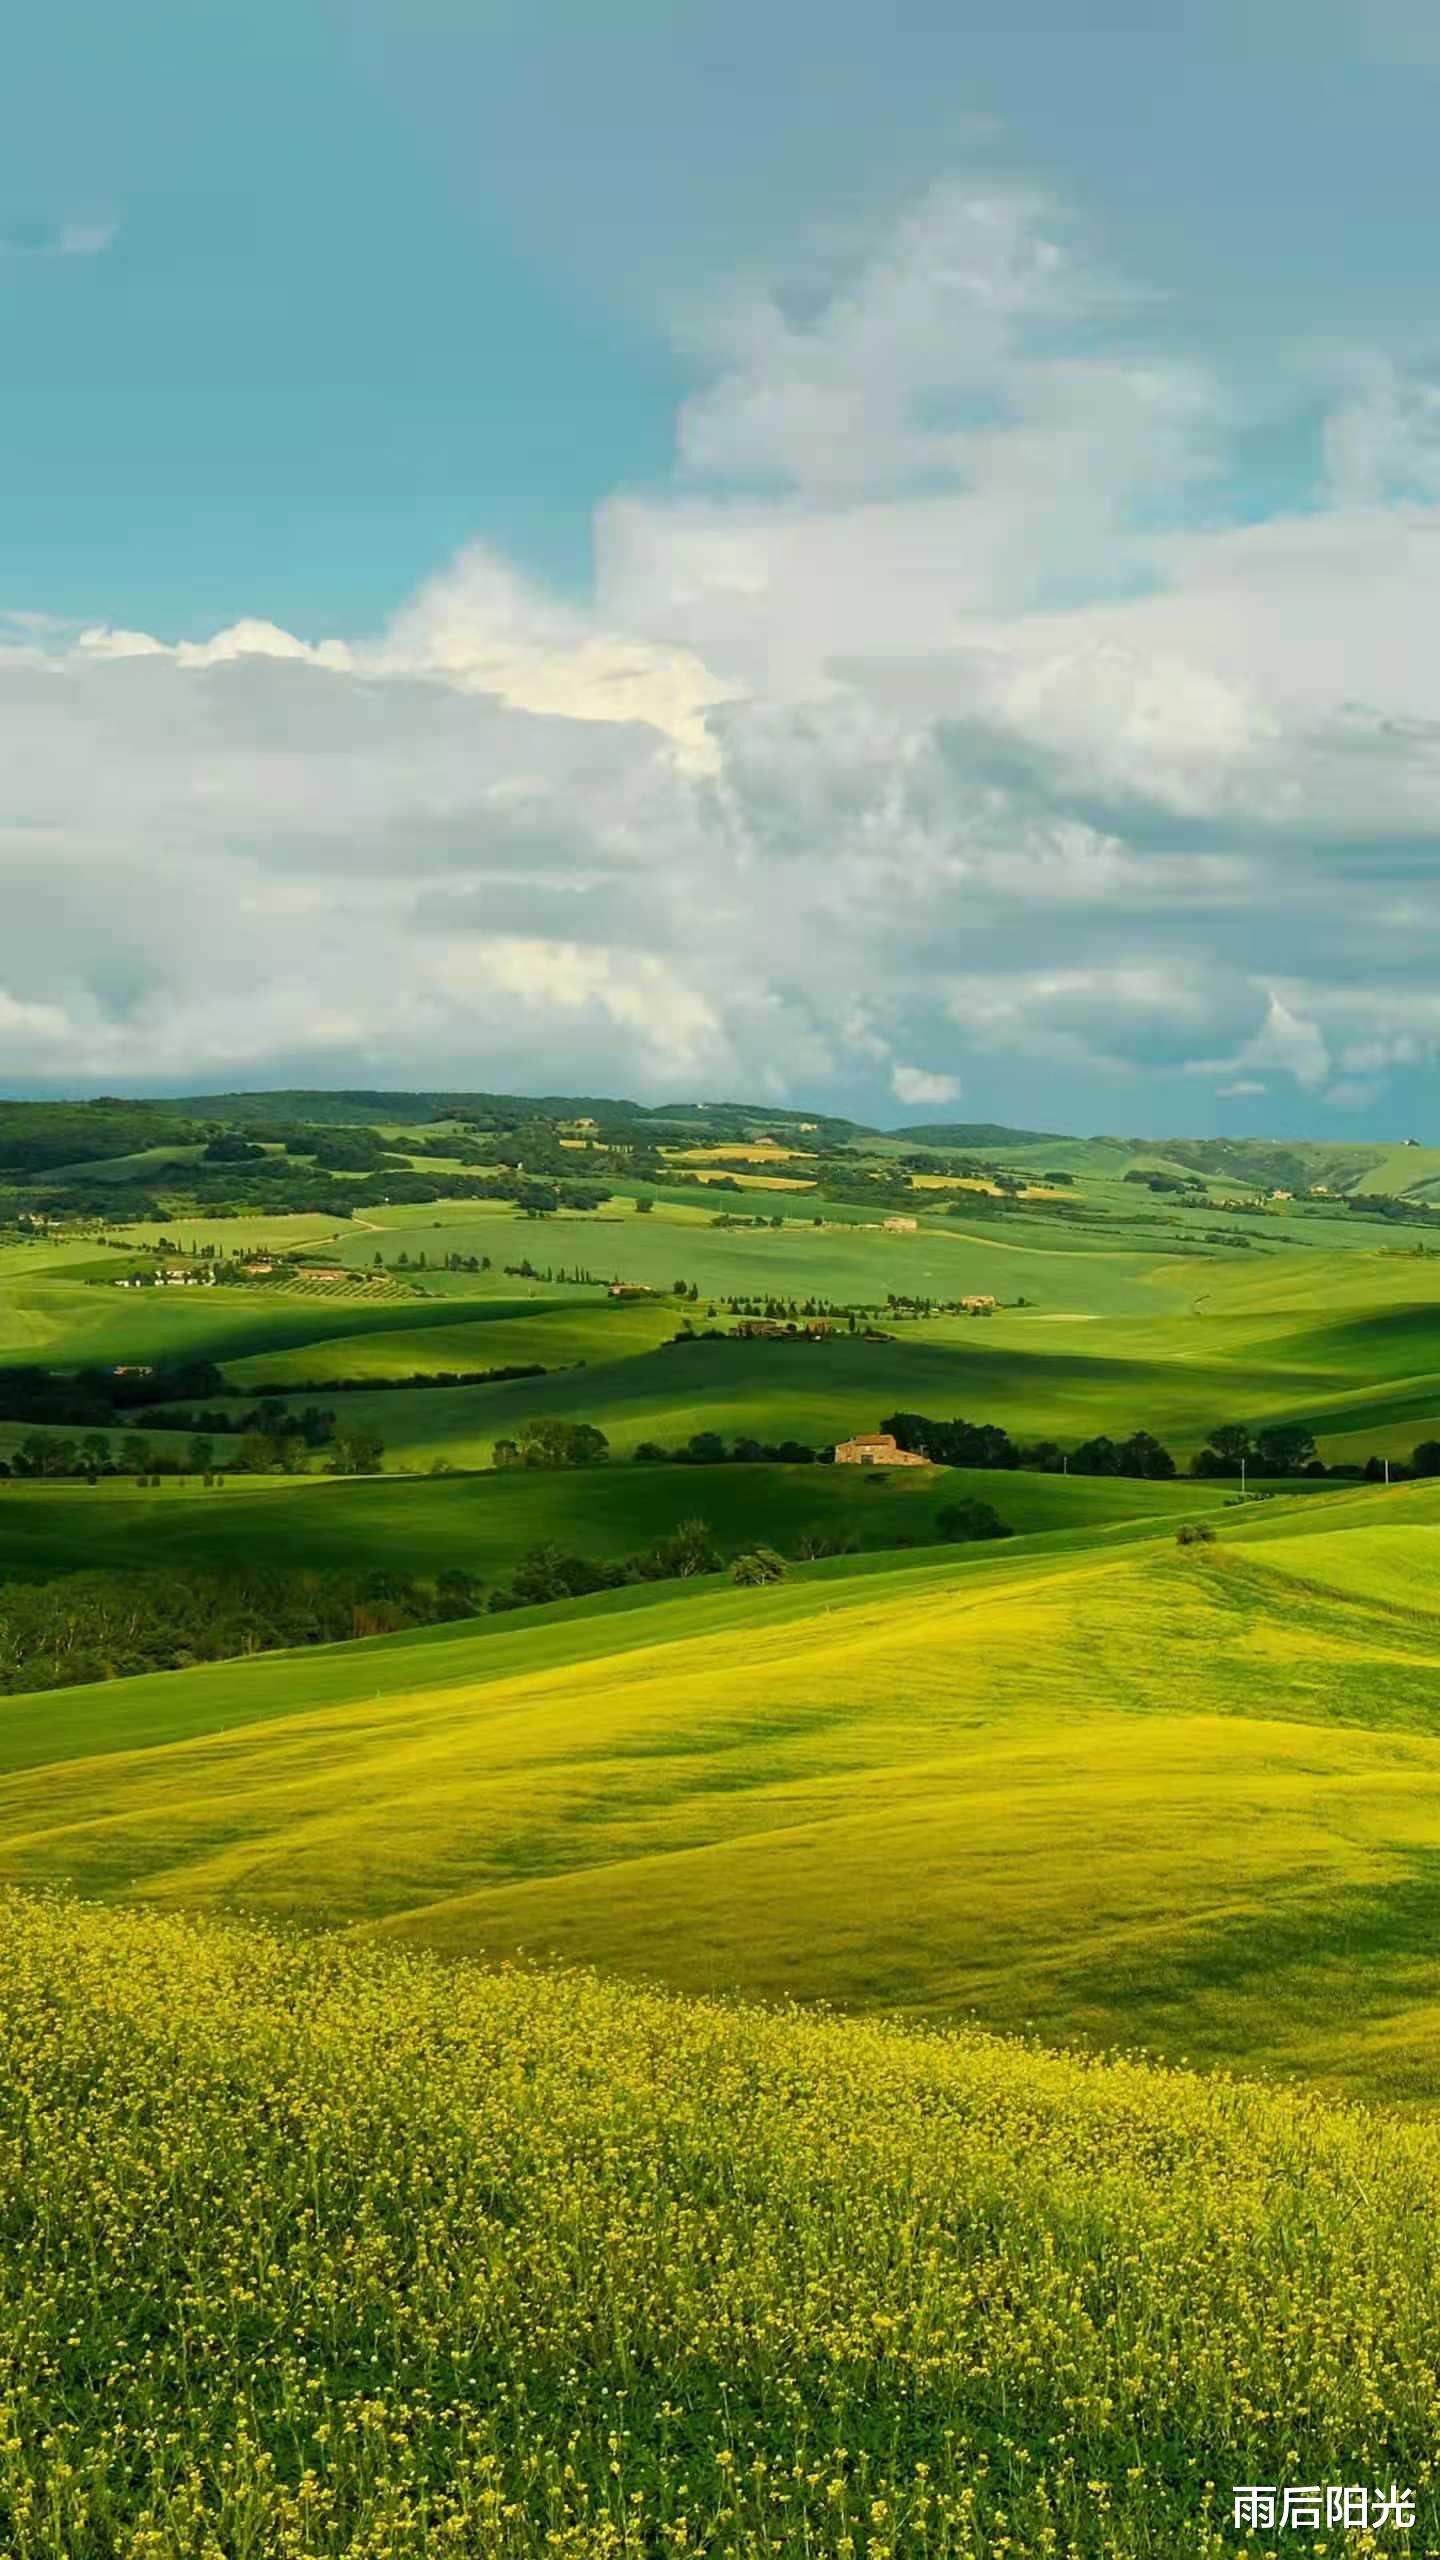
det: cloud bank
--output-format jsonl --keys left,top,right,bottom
{"left": 6, "top": 177, "right": 1440, "bottom": 1127}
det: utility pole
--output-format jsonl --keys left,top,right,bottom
{"left": 1385, "top": 1455, "right": 1391, "bottom": 1488}
{"left": 1240, "top": 1451, "right": 1246, "bottom": 1497}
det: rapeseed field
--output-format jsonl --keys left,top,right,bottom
{"left": 3, "top": 1892, "right": 1439, "bottom": 2559}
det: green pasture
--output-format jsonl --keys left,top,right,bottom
{"left": 9, "top": 1206, "right": 1440, "bottom": 1478}
{"left": 0, "top": 1458, "right": 1241, "bottom": 1584}
{"left": 225, "top": 1294, "right": 681, "bottom": 1385}
{"left": 5, "top": 1481, "right": 1440, "bottom": 2097}
{"left": 186, "top": 1289, "right": 1440, "bottom": 1465}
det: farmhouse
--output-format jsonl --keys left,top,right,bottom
{"left": 297, "top": 1265, "right": 347, "bottom": 1281}
{"left": 834, "top": 1431, "right": 930, "bottom": 1469}
{"left": 609, "top": 1281, "right": 652, "bottom": 1298}
{"left": 960, "top": 1294, "right": 996, "bottom": 1315}
{"left": 882, "top": 1215, "right": 918, "bottom": 1233}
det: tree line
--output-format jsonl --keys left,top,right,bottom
{"left": 0, "top": 1565, "right": 478, "bottom": 1693}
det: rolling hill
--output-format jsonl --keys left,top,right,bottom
{"left": 5, "top": 1482, "right": 1440, "bottom": 2100}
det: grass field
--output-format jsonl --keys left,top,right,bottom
{"left": 0, "top": 1458, "right": 1243, "bottom": 1582}
{"left": 171, "top": 1288, "right": 1440, "bottom": 1467}
{"left": 9, "top": 1481, "right": 1440, "bottom": 2099}
{"left": 11, "top": 1892, "right": 1440, "bottom": 2557}
{"left": 12, "top": 1106, "right": 1440, "bottom": 2547}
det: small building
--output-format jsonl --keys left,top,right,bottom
{"left": 297, "top": 1265, "right": 347, "bottom": 1280}
{"left": 609, "top": 1281, "right": 652, "bottom": 1298}
{"left": 882, "top": 1214, "right": 918, "bottom": 1234}
{"left": 243, "top": 1259, "right": 275, "bottom": 1275}
{"left": 112, "top": 1364, "right": 154, "bottom": 1378}
{"left": 834, "top": 1431, "right": 930, "bottom": 1468}
{"left": 960, "top": 1294, "right": 996, "bottom": 1315}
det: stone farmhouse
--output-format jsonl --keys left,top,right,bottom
{"left": 882, "top": 1214, "right": 918, "bottom": 1233}
{"left": 833, "top": 1431, "right": 930, "bottom": 1468}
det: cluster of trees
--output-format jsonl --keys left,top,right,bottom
{"left": 380, "top": 1249, "right": 491, "bottom": 1273}
{"left": 1190, "top": 1422, "right": 1319, "bottom": 1477}
{"left": 882, "top": 1412, "right": 1179, "bottom": 1478}
{"left": 1193, "top": 1420, "right": 1440, "bottom": 1484}
{"left": 0, "top": 1359, "right": 229, "bottom": 1429}
{"left": 0, "top": 1565, "right": 478, "bottom": 1694}
{"left": 936, "top": 1499, "right": 1012, "bottom": 1542}
{"left": 494, "top": 1419, "right": 610, "bottom": 1470}
{"left": 881, "top": 1409, "right": 1434, "bottom": 1486}
{"left": 0, "top": 1157, "right": 625, "bottom": 1230}
{"left": 486, "top": 1517, "right": 725, "bottom": 1610}
{"left": 1123, "top": 1169, "right": 1207, "bottom": 1197}
{"left": 0, "top": 1407, "right": 385, "bottom": 1480}
{"left": 633, "top": 1431, "right": 826, "bottom": 1466}
{"left": 0, "top": 1100, "right": 204, "bottom": 1175}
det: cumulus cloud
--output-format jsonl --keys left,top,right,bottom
{"left": 6, "top": 172, "right": 1440, "bottom": 1123}
{"left": 891, "top": 1064, "right": 962, "bottom": 1108}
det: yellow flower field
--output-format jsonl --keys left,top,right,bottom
{"left": 0, "top": 1892, "right": 1437, "bottom": 2558}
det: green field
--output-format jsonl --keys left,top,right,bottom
{"left": 14, "top": 1098, "right": 1440, "bottom": 2549}
{"left": 8, "top": 1480, "right": 1440, "bottom": 2099}
{"left": 0, "top": 1459, "right": 1243, "bottom": 1582}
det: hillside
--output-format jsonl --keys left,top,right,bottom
{"left": 7, "top": 1486, "right": 1440, "bottom": 2096}
{"left": 0, "top": 1460, "right": 1228, "bottom": 1584}
{"left": 4, "top": 1890, "right": 1439, "bottom": 2559}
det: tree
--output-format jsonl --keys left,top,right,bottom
{"left": 635, "top": 1195, "right": 654, "bottom": 1215}
{"left": 187, "top": 1435, "right": 215, "bottom": 1476}
{"left": 517, "top": 1419, "right": 609, "bottom": 1470}
{"left": 1414, "top": 1441, "right": 1440, "bottom": 1477}
{"left": 637, "top": 1518, "right": 721, "bottom": 1580}
{"left": 935, "top": 1499, "right": 1012, "bottom": 1544}
{"left": 1252, "top": 1420, "right": 1318, "bottom": 1475}
{"left": 119, "top": 1433, "right": 153, "bottom": 1477}
{"left": 1070, "top": 1435, "right": 1123, "bottom": 1477}
{"left": 731, "top": 1546, "right": 786, "bottom": 1585}
{"left": 329, "top": 1428, "right": 384, "bottom": 1475}
{"left": 1117, "top": 1431, "right": 1177, "bottom": 1480}
{"left": 1191, "top": 1422, "right": 1253, "bottom": 1479}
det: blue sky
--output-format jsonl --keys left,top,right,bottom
{"left": 6, "top": 0, "right": 1440, "bottom": 1130}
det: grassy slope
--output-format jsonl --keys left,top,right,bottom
{"left": 8, "top": 1483, "right": 1440, "bottom": 2099}
{"left": 178, "top": 1283, "right": 1440, "bottom": 1463}
{"left": 9, "top": 1893, "right": 1440, "bottom": 2558}
{"left": 0, "top": 1459, "right": 1235, "bottom": 1582}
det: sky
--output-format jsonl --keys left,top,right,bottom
{"left": 7, "top": 1, "right": 1440, "bottom": 1133}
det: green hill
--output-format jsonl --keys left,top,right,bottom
{"left": 6, "top": 1484, "right": 1440, "bottom": 2098}
{"left": 0, "top": 1460, "right": 1231, "bottom": 1584}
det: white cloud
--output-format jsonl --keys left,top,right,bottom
{"left": 7, "top": 173, "right": 1440, "bottom": 1121}
{"left": 891, "top": 1064, "right": 962, "bottom": 1108}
